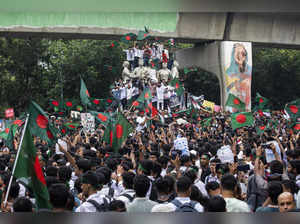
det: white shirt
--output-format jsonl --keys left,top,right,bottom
{"left": 194, "top": 180, "right": 208, "bottom": 197}
{"left": 116, "top": 189, "right": 136, "bottom": 208}
{"left": 136, "top": 116, "right": 147, "bottom": 132}
{"left": 120, "top": 87, "right": 127, "bottom": 100}
{"left": 165, "top": 197, "right": 204, "bottom": 212}
{"left": 156, "top": 85, "right": 165, "bottom": 100}
{"left": 123, "top": 49, "right": 134, "bottom": 61}
{"left": 75, "top": 193, "right": 108, "bottom": 212}
{"left": 127, "top": 87, "right": 134, "bottom": 100}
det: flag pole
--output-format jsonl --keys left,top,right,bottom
{"left": 3, "top": 113, "right": 30, "bottom": 207}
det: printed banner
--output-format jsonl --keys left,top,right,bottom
{"left": 202, "top": 100, "right": 215, "bottom": 113}
{"left": 80, "top": 113, "right": 95, "bottom": 134}
{"left": 221, "top": 41, "right": 252, "bottom": 111}
{"left": 5, "top": 108, "right": 14, "bottom": 118}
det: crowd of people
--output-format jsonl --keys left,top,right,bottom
{"left": 0, "top": 44, "right": 300, "bottom": 213}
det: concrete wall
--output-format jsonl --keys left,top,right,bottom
{"left": 1, "top": 13, "right": 300, "bottom": 48}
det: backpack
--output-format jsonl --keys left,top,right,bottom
{"left": 108, "top": 182, "right": 115, "bottom": 198}
{"left": 87, "top": 198, "right": 109, "bottom": 212}
{"left": 171, "top": 199, "right": 198, "bottom": 212}
{"left": 120, "top": 193, "right": 135, "bottom": 202}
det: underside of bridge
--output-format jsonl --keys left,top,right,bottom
{"left": 0, "top": 12, "right": 299, "bottom": 49}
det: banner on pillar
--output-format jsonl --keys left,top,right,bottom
{"left": 221, "top": 41, "right": 252, "bottom": 112}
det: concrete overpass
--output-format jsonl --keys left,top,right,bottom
{"left": 1, "top": 13, "right": 299, "bottom": 48}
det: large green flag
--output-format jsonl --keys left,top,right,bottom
{"left": 0, "top": 128, "right": 10, "bottom": 140}
{"left": 120, "top": 33, "right": 137, "bottom": 44}
{"left": 103, "top": 119, "right": 114, "bottom": 147}
{"left": 137, "top": 88, "right": 152, "bottom": 103}
{"left": 6, "top": 122, "right": 19, "bottom": 150}
{"left": 27, "top": 101, "right": 58, "bottom": 145}
{"left": 225, "top": 93, "right": 246, "bottom": 111}
{"left": 231, "top": 112, "right": 254, "bottom": 130}
{"left": 285, "top": 99, "right": 300, "bottom": 119}
{"left": 80, "top": 78, "right": 92, "bottom": 108}
{"left": 90, "top": 111, "right": 110, "bottom": 125}
{"left": 112, "top": 113, "right": 133, "bottom": 153}
{"left": 170, "top": 78, "right": 184, "bottom": 96}
{"left": 14, "top": 123, "right": 52, "bottom": 210}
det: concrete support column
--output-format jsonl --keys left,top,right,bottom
{"left": 175, "top": 41, "right": 252, "bottom": 111}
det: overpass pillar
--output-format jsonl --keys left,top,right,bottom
{"left": 175, "top": 41, "right": 252, "bottom": 111}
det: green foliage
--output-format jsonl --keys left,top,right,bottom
{"left": 184, "top": 69, "right": 221, "bottom": 105}
{"left": 0, "top": 38, "right": 125, "bottom": 115}
{"left": 0, "top": 37, "right": 299, "bottom": 115}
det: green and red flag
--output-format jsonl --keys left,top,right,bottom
{"left": 120, "top": 33, "right": 137, "bottom": 44}
{"left": 76, "top": 105, "right": 83, "bottom": 112}
{"left": 14, "top": 123, "right": 52, "bottom": 210}
{"left": 137, "top": 88, "right": 152, "bottom": 104}
{"left": 90, "top": 111, "right": 110, "bottom": 125}
{"left": 49, "top": 99, "right": 60, "bottom": 111}
{"left": 64, "top": 122, "right": 80, "bottom": 131}
{"left": 137, "top": 30, "right": 150, "bottom": 41}
{"left": 27, "top": 101, "right": 58, "bottom": 145}
{"left": 256, "top": 125, "right": 268, "bottom": 135}
{"left": 5, "top": 121, "right": 20, "bottom": 149}
{"left": 146, "top": 102, "right": 158, "bottom": 118}
{"left": 0, "top": 127, "right": 10, "bottom": 140}
{"left": 231, "top": 112, "right": 254, "bottom": 130}
{"left": 64, "top": 100, "right": 74, "bottom": 111}
{"left": 80, "top": 78, "right": 92, "bottom": 108}
{"left": 255, "top": 93, "right": 269, "bottom": 109}
{"left": 291, "top": 122, "right": 300, "bottom": 132}
{"left": 226, "top": 93, "right": 246, "bottom": 111}
{"left": 111, "top": 113, "right": 133, "bottom": 152}
{"left": 285, "top": 99, "right": 300, "bottom": 119}
{"left": 170, "top": 78, "right": 184, "bottom": 96}
{"left": 256, "top": 108, "right": 271, "bottom": 117}
{"left": 110, "top": 41, "right": 120, "bottom": 48}
{"left": 103, "top": 119, "right": 114, "bottom": 147}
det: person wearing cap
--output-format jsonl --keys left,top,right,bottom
{"left": 75, "top": 171, "right": 109, "bottom": 212}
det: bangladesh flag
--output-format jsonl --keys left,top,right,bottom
{"left": 0, "top": 127, "right": 10, "bottom": 140}
{"left": 110, "top": 41, "right": 120, "bottom": 48}
{"left": 80, "top": 78, "right": 92, "bottom": 108}
{"left": 111, "top": 113, "right": 133, "bottom": 152}
{"left": 292, "top": 122, "right": 300, "bottom": 132}
{"left": 170, "top": 78, "right": 184, "bottom": 96}
{"left": 5, "top": 122, "right": 19, "bottom": 150}
{"left": 257, "top": 108, "right": 271, "bottom": 117}
{"left": 103, "top": 119, "right": 114, "bottom": 147}
{"left": 90, "top": 111, "right": 110, "bottom": 125}
{"left": 137, "top": 88, "right": 152, "bottom": 103}
{"left": 64, "top": 122, "right": 80, "bottom": 130}
{"left": 255, "top": 93, "right": 269, "bottom": 109}
{"left": 49, "top": 99, "right": 60, "bottom": 112}
{"left": 137, "top": 31, "right": 150, "bottom": 41}
{"left": 14, "top": 124, "right": 52, "bottom": 210}
{"left": 64, "top": 100, "right": 74, "bottom": 111}
{"left": 76, "top": 105, "right": 83, "bottom": 112}
{"left": 145, "top": 103, "right": 158, "bottom": 118}
{"left": 285, "top": 99, "right": 300, "bottom": 119}
{"left": 226, "top": 93, "right": 246, "bottom": 111}
{"left": 256, "top": 125, "right": 268, "bottom": 135}
{"left": 27, "top": 101, "right": 58, "bottom": 145}
{"left": 231, "top": 112, "right": 254, "bottom": 130}
{"left": 120, "top": 33, "right": 137, "bottom": 44}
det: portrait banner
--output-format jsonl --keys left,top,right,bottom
{"left": 221, "top": 41, "right": 252, "bottom": 112}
